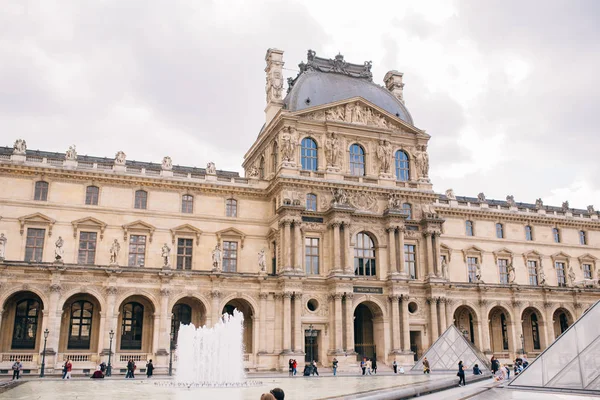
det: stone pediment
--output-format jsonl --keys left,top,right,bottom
{"left": 294, "top": 98, "right": 418, "bottom": 134}
{"left": 216, "top": 227, "right": 246, "bottom": 248}
{"left": 122, "top": 220, "right": 156, "bottom": 243}
{"left": 18, "top": 212, "right": 56, "bottom": 236}
{"left": 71, "top": 217, "right": 108, "bottom": 240}
{"left": 170, "top": 224, "right": 202, "bottom": 245}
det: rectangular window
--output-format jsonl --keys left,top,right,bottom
{"left": 465, "top": 221, "right": 474, "bottom": 237}
{"left": 404, "top": 244, "right": 416, "bottom": 279}
{"left": 527, "top": 260, "right": 538, "bottom": 286}
{"left": 34, "top": 182, "right": 49, "bottom": 201}
{"left": 525, "top": 226, "right": 533, "bottom": 241}
{"left": 128, "top": 235, "right": 146, "bottom": 267}
{"left": 176, "top": 238, "right": 193, "bottom": 270}
{"left": 579, "top": 230, "right": 587, "bottom": 245}
{"left": 226, "top": 199, "right": 237, "bottom": 217}
{"left": 223, "top": 241, "right": 238, "bottom": 272}
{"left": 583, "top": 264, "right": 592, "bottom": 279}
{"left": 553, "top": 228, "right": 560, "bottom": 243}
{"left": 305, "top": 237, "right": 319, "bottom": 275}
{"left": 467, "top": 257, "right": 478, "bottom": 283}
{"left": 555, "top": 262, "right": 566, "bottom": 287}
{"left": 78, "top": 231, "right": 97, "bottom": 264}
{"left": 498, "top": 259, "right": 509, "bottom": 284}
{"left": 25, "top": 228, "right": 45, "bottom": 262}
{"left": 496, "top": 223, "right": 504, "bottom": 239}
{"left": 85, "top": 186, "right": 99, "bottom": 205}
{"left": 181, "top": 195, "right": 193, "bottom": 214}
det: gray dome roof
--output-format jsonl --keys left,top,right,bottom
{"left": 284, "top": 70, "right": 413, "bottom": 125}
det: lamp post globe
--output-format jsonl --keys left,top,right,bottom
{"left": 40, "top": 329, "right": 49, "bottom": 378}
{"left": 107, "top": 330, "right": 114, "bottom": 377}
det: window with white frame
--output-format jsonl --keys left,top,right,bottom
{"left": 78, "top": 231, "right": 97, "bottom": 264}
{"left": 579, "top": 230, "right": 587, "bottom": 245}
{"left": 306, "top": 193, "right": 317, "bottom": 211}
{"left": 25, "top": 228, "right": 45, "bottom": 262}
{"left": 465, "top": 220, "right": 474, "bottom": 237}
{"left": 177, "top": 238, "right": 193, "bottom": 270}
{"left": 305, "top": 237, "right": 319, "bottom": 275}
{"left": 128, "top": 235, "right": 146, "bottom": 266}
{"left": 583, "top": 263, "right": 592, "bottom": 279}
{"left": 496, "top": 223, "right": 504, "bottom": 239}
{"left": 467, "top": 257, "right": 478, "bottom": 282}
{"left": 34, "top": 181, "right": 49, "bottom": 201}
{"left": 226, "top": 199, "right": 237, "bottom": 217}
{"left": 405, "top": 244, "right": 416, "bottom": 279}
{"left": 555, "top": 262, "right": 566, "bottom": 287}
{"left": 498, "top": 259, "right": 509, "bottom": 284}
{"left": 527, "top": 260, "right": 538, "bottom": 285}
{"left": 223, "top": 241, "right": 238, "bottom": 272}
{"left": 181, "top": 195, "right": 193, "bottom": 214}
{"left": 525, "top": 225, "right": 533, "bottom": 241}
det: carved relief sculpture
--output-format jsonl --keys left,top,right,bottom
{"left": 212, "top": 244, "right": 222, "bottom": 272}
{"left": 507, "top": 263, "right": 516, "bottom": 284}
{"left": 535, "top": 198, "right": 544, "bottom": 210}
{"left": 54, "top": 236, "right": 64, "bottom": 262}
{"left": 280, "top": 126, "right": 297, "bottom": 163}
{"left": 109, "top": 239, "right": 120, "bottom": 265}
{"left": 308, "top": 103, "right": 402, "bottom": 131}
{"left": 445, "top": 188, "right": 456, "bottom": 200}
{"left": 65, "top": 145, "right": 77, "bottom": 161}
{"left": 562, "top": 201, "right": 570, "bottom": 212}
{"left": 162, "top": 156, "right": 173, "bottom": 171}
{"left": 206, "top": 162, "right": 216, "bottom": 175}
{"left": 587, "top": 205, "right": 595, "bottom": 213}
{"left": 248, "top": 165, "right": 259, "bottom": 178}
{"left": 324, "top": 132, "right": 342, "bottom": 168}
{"left": 0, "top": 233, "right": 6, "bottom": 260}
{"left": 376, "top": 140, "right": 393, "bottom": 175}
{"left": 115, "top": 151, "right": 126, "bottom": 165}
{"left": 568, "top": 265, "right": 576, "bottom": 286}
{"left": 415, "top": 145, "right": 429, "bottom": 178}
{"left": 330, "top": 188, "right": 349, "bottom": 206}
{"left": 387, "top": 193, "right": 403, "bottom": 210}
{"left": 13, "top": 139, "right": 27, "bottom": 155}
{"left": 349, "top": 192, "right": 379, "bottom": 212}
{"left": 441, "top": 258, "right": 449, "bottom": 280}
{"left": 258, "top": 249, "right": 266, "bottom": 272}
{"left": 161, "top": 243, "right": 171, "bottom": 268}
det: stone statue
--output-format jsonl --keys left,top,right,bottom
{"left": 325, "top": 132, "right": 342, "bottom": 167}
{"left": 331, "top": 188, "right": 348, "bottom": 206}
{"left": 258, "top": 249, "right": 266, "bottom": 272}
{"left": 445, "top": 188, "right": 456, "bottom": 200}
{"left": 441, "top": 258, "right": 449, "bottom": 280}
{"left": 280, "top": 126, "right": 297, "bottom": 162}
{"left": 109, "top": 239, "right": 120, "bottom": 265}
{"left": 415, "top": 146, "right": 429, "bottom": 178}
{"left": 562, "top": 201, "right": 570, "bottom": 212}
{"left": 376, "top": 140, "right": 393, "bottom": 174}
{"left": 506, "top": 195, "right": 516, "bottom": 207}
{"left": 507, "top": 263, "right": 516, "bottom": 284}
{"left": 249, "top": 165, "right": 259, "bottom": 178}
{"left": 477, "top": 192, "right": 486, "bottom": 203}
{"left": 161, "top": 243, "right": 171, "bottom": 268}
{"left": 54, "top": 236, "right": 64, "bottom": 262}
{"left": 206, "top": 162, "right": 216, "bottom": 175}
{"left": 387, "top": 193, "right": 403, "bottom": 210}
{"left": 538, "top": 267, "right": 546, "bottom": 285}
{"left": 0, "top": 233, "right": 6, "bottom": 260}
{"left": 535, "top": 198, "right": 544, "bottom": 210}
{"left": 265, "top": 70, "right": 283, "bottom": 101}
{"left": 115, "top": 151, "right": 126, "bottom": 165}
{"left": 587, "top": 205, "right": 595, "bottom": 213}
{"left": 568, "top": 265, "right": 576, "bottom": 285}
{"left": 13, "top": 139, "right": 27, "bottom": 155}
{"left": 307, "top": 49, "right": 316, "bottom": 61}
{"left": 162, "top": 156, "right": 173, "bottom": 171}
{"left": 65, "top": 145, "right": 77, "bottom": 161}
{"left": 212, "top": 244, "right": 222, "bottom": 272}
{"left": 475, "top": 263, "right": 482, "bottom": 283}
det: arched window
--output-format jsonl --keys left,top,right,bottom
{"left": 531, "top": 313, "right": 541, "bottom": 350}
{"left": 120, "top": 302, "right": 144, "bottom": 350}
{"left": 395, "top": 151, "right": 410, "bottom": 181}
{"left": 354, "top": 232, "right": 376, "bottom": 276}
{"left": 500, "top": 313, "right": 509, "bottom": 350}
{"left": 134, "top": 190, "right": 147, "bottom": 209}
{"left": 559, "top": 312, "right": 569, "bottom": 334}
{"left": 465, "top": 220, "right": 474, "bottom": 236}
{"left": 34, "top": 181, "right": 49, "bottom": 201}
{"left": 85, "top": 185, "right": 99, "bottom": 205}
{"left": 349, "top": 144, "right": 365, "bottom": 176}
{"left": 171, "top": 303, "right": 192, "bottom": 346}
{"left": 301, "top": 138, "right": 318, "bottom": 171}
{"left": 496, "top": 223, "right": 504, "bottom": 239}
{"left": 553, "top": 228, "right": 560, "bottom": 243}
{"left": 12, "top": 299, "right": 40, "bottom": 349}
{"left": 272, "top": 142, "right": 279, "bottom": 173}
{"left": 68, "top": 300, "right": 93, "bottom": 349}
{"left": 525, "top": 225, "right": 533, "bottom": 241}
{"left": 306, "top": 193, "right": 317, "bottom": 211}
{"left": 259, "top": 156, "right": 265, "bottom": 179}
{"left": 181, "top": 194, "right": 193, "bottom": 213}
{"left": 402, "top": 203, "right": 412, "bottom": 220}
{"left": 579, "top": 230, "right": 587, "bottom": 245}
{"left": 226, "top": 198, "right": 237, "bottom": 217}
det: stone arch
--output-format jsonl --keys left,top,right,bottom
{"left": 168, "top": 293, "right": 210, "bottom": 315}
{"left": 0, "top": 285, "right": 49, "bottom": 312}
{"left": 57, "top": 287, "right": 106, "bottom": 313}
{"left": 350, "top": 228, "right": 383, "bottom": 248}
{"left": 488, "top": 304, "right": 514, "bottom": 354}
{"left": 352, "top": 299, "right": 386, "bottom": 363}
{"left": 58, "top": 292, "right": 103, "bottom": 353}
{"left": 170, "top": 296, "right": 208, "bottom": 346}
{"left": 220, "top": 296, "right": 255, "bottom": 353}
{"left": 449, "top": 300, "right": 480, "bottom": 320}
{"left": 521, "top": 306, "right": 546, "bottom": 353}
{"left": 552, "top": 306, "right": 575, "bottom": 339}
{"left": 452, "top": 303, "right": 480, "bottom": 348}
{"left": 218, "top": 293, "right": 258, "bottom": 317}
{"left": 485, "top": 301, "right": 516, "bottom": 322}
{"left": 351, "top": 295, "right": 387, "bottom": 319}
{"left": 113, "top": 289, "right": 159, "bottom": 316}
{"left": 115, "top": 293, "right": 157, "bottom": 354}
{"left": 1, "top": 290, "right": 46, "bottom": 353}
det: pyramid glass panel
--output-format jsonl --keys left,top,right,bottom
{"left": 412, "top": 324, "right": 490, "bottom": 372}
{"left": 509, "top": 300, "right": 600, "bottom": 393}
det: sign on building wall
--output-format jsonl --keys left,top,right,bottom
{"left": 353, "top": 286, "right": 383, "bottom": 294}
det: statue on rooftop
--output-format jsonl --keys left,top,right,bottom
{"left": 162, "top": 156, "right": 173, "bottom": 171}
{"left": 13, "top": 139, "right": 27, "bottom": 155}
{"left": 115, "top": 151, "right": 126, "bottom": 165}
{"left": 206, "top": 161, "right": 216, "bottom": 175}
{"left": 65, "top": 145, "right": 77, "bottom": 161}
{"left": 587, "top": 205, "right": 595, "bottom": 213}
{"left": 562, "top": 201, "right": 570, "bottom": 212}
{"left": 477, "top": 192, "right": 486, "bottom": 203}
{"left": 506, "top": 195, "right": 516, "bottom": 207}
{"left": 535, "top": 198, "right": 544, "bottom": 210}
{"left": 445, "top": 188, "right": 456, "bottom": 200}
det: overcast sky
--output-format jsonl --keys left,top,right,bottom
{"left": 2, "top": 0, "right": 599, "bottom": 209}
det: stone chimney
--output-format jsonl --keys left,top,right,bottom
{"left": 384, "top": 70, "right": 405, "bottom": 104}
{"left": 265, "top": 48, "right": 285, "bottom": 125}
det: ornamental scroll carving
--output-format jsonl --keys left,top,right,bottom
{"left": 349, "top": 192, "right": 378, "bottom": 212}
{"left": 304, "top": 102, "right": 404, "bottom": 132}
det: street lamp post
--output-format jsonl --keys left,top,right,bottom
{"left": 308, "top": 324, "right": 314, "bottom": 373}
{"left": 169, "top": 330, "right": 174, "bottom": 377}
{"left": 520, "top": 333, "right": 525, "bottom": 356}
{"left": 40, "top": 329, "right": 49, "bottom": 378}
{"left": 107, "top": 330, "right": 114, "bottom": 377}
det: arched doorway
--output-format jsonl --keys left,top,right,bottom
{"left": 354, "top": 302, "right": 384, "bottom": 363}
{"left": 521, "top": 307, "right": 544, "bottom": 354}
{"left": 453, "top": 305, "right": 479, "bottom": 347}
{"left": 171, "top": 297, "right": 207, "bottom": 346}
{"left": 117, "top": 295, "right": 155, "bottom": 353}
{"left": 58, "top": 294, "right": 102, "bottom": 353}
{"left": 553, "top": 308, "right": 573, "bottom": 339}
{"left": 489, "top": 306, "right": 512, "bottom": 355}
{"left": 1, "top": 291, "right": 44, "bottom": 353}
{"left": 222, "top": 299, "right": 253, "bottom": 353}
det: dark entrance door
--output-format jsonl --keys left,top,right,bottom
{"left": 354, "top": 304, "right": 376, "bottom": 361}
{"left": 305, "top": 330, "right": 319, "bottom": 362}
{"left": 410, "top": 331, "right": 422, "bottom": 361}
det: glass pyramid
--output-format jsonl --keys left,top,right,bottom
{"left": 509, "top": 300, "right": 600, "bottom": 392}
{"left": 411, "top": 324, "right": 490, "bottom": 372}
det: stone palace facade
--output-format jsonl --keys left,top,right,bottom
{"left": 0, "top": 49, "right": 598, "bottom": 375}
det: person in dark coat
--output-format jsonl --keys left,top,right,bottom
{"left": 303, "top": 364, "right": 311, "bottom": 376}
{"left": 423, "top": 357, "right": 431, "bottom": 374}
{"left": 311, "top": 360, "right": 319, "bottom": 376}
{"left": 473, "top": 364, "right": 482, "bottom": 375}
{"left": 146, "top": 359, "right": 154, "bottom": 378}
{"left": 91, "top": 366, "right": 104, "bottom": 379}
{"left": 371, "top": 358, "right": 377, "bottom": 374}
{"left": 491, "top": 356, "right": 499, "bottom": 375}
{"left": 126, "top": 359, "right": 135, "bottom": 379}
{"left": 457, "top": 360, "right": 466, "bottom": 386}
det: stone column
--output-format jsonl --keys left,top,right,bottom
{"left": 387, "top": 228, "right": 397, "bottom": 275}
{"left": 424, "top": 233, "right": 435, "bottom": 278}
{"left": 479, "top": 300, "right": 491, "bottom": 353}
{"left": 294, "top": 221, "right": 303, "bottom": 272}
{"left": 544, "top": 302, "right": 555, "bottom": 345}
{"left": 283, "top": 221, "right": 292, "bottom": 270}
{"left": 445, "top": 299, "right": 454, "bottom": 330}
{"left": 333, "top": 294, "right": 343, "bottom": 352}
{"left": 282, "top": 292, "right": 292, "bottom": 352}
{"left": 97, "top": 311, "right": 106, "bottom": 353}
{"left": 398, "top": 228, "right": 406, "bottom": 276}
{"left": 438, "top": 299, "right": 447, "bottom": 333}
{"left": 512, "top": 302, "right": 524, "bottom": 354}
{"left": 47, "top": 284, "right": 62, "bottom": 353}
{"left": 344, "top": 223, "right": 354, "bottom": 273}
{"left": 210, "top": 290, "right": 221, "bottom": 326}
{"left": 433, "top": 233, "right": 442, "bottom": 276}
{"left": 401, "top": 297, "right": 411, "bottom": 352}
{"left": 332, "top": 223, "right": 341, "bottom": 272}
{"left": 293, "top": 293, "right": 303, "bottom": 352}
{"left": 152, "top": 314, "right": 160, "bottom": 355}
{"left": 157, "top": 288, "right": 170, "bottom": 353}
{"left": 390, "top": 295, "right": 401, "bottom": 352}
{"left": 259, "top": 293, "right": 268, "bottom": 353}
{"left": 428, "top": 298, "right": 439, "bottom": 341}
{"left": 344, "top": 293, "right": 355, "bottom": 352}
{"left": 104, "top": 286, "right": 118, "bottom": 352}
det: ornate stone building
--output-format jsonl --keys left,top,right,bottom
{"left": 0, "top": 49, "right": 598, "bottom": 375}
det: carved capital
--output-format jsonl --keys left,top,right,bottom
{"left": 426, "top": 297, "right": 438, "bottom": 305}
{"left": 283, "top": 291, "right": 293, "bottom": 299}
{"left": 479, "top": 299, "right": 488, "bottom": 307}
{"left": 278, "top": 219, "right": 292, "bottom": 228}
{"left": 511, "top": 300, "right": 522, "bottom": 309}
{"left": 574, "top": 302, "right": 583, "bottom": 309}
{"left": 345, "top": 293, "right": 354, "bottom": 301}
{"left": 292, "top": 292, "right": 303, "bottom": 300}
{"left": 445, "top": 298, "right": 454, "bottom": 307}
{"left": 273, "top": 293, "right": 284, "bottom": 300}
{"left": 105, "top": 286, "right": 118, "bottom": 296}
{"left": 49, "top": 284, "right": 62, "bottom": 293}
{"left": 328, "top": 221, "right": 342, "bottom": 229}
{"left": 543, "top": 302, "right": 553, "bottom": 309}
{"left": 388, "top": 295, "right": 400, "bottom": 302}
{"left": 259, "top": 292, "right": 269, "bottom": 300}
{"left": 210, "top": 290, "right": 222, "bottom": 299}
{"left": 160, "top": 288, "right": 171, "bottom": 298}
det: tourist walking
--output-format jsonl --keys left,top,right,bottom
{"left": 288, "top": 359, "right": 293, "bottom": 376}
{"left": 11, "top": 359, "right": 22, "bottom": 380}
{"left": 504, "top": 364, "right": 511, "bottom": 379}
{"left": 126, "top": 358, "right": 136, "bottom": 379}
{"left": 423, "top": 357, "right": 431, "bottom": 374}
{"left": 491, "top": 356, "right": 499, "bottom": 375}
{"left": 332, "top": 358, "right": 338, "bottom": 376}
{"left": 366, "top": 358, "right": 372, "bottom": 375}
{"left": 303, "top": 364, "right": 311, "bottom": 376}
{"left": 361, "top": 358, "right": 366, "bottom": 375}
{"left": 146, "top": 359, "right": 154, "bottom": 378}
{"left": 372, "top": 358, "right": 377, "bottom": 374}
{"left": 392, "top": 360, "right": 398, "bottom": 374}
{"left": 311, "top": 360, "right": 319, "bottom": 376}
{"left": 63, "top": 358, "right": 73, "bottom": 380}
{"left": 292, "top": 359, "right": 297, "bottom": 376}
{"left": 457, "top": 360, "right": 466, "bottom": 386}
